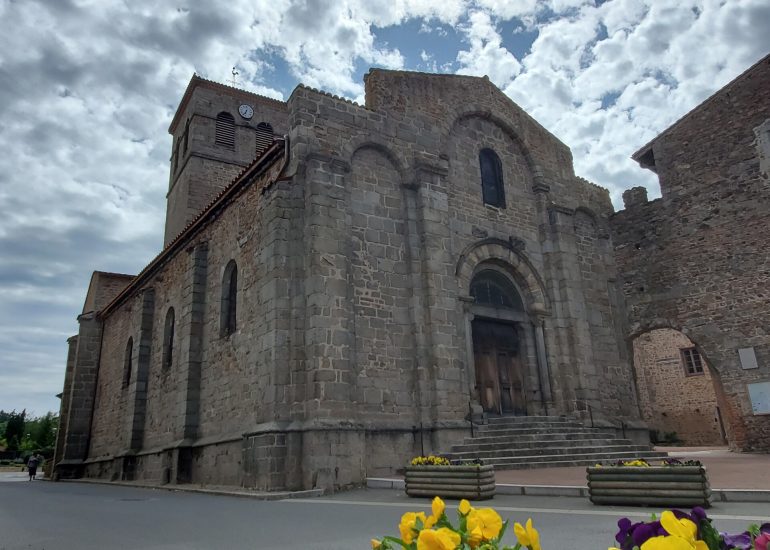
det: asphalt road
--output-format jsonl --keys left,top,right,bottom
{"left": 1, "top": 473, "right": 768, "bottom": 549}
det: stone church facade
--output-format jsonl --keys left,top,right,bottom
{"left": 54, "top": 57, "right": 769, "bottom": 491}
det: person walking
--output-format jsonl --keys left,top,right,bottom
{"left": 27, "top": 455, "right": 39, "bottom": 481}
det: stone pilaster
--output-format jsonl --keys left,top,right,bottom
{"left": 56, "top": 312, "right": 103, "bottom": 478}
{"left": 125, "top": 289, "right": 155, "bottom": 454}
{"left": 174, "top": 242, "right": 208, "bottom": 482}
{"left": 302, "top": 155, "right": 355, "bottom": 420}
{"left": 411, "top": 161, "right": 466, "bottom": 425}
{"left": 543, "top": 205, "right": 601, "bottom": 417}
{"left": 53, "top": 335, "right": 78, "bottom": 474}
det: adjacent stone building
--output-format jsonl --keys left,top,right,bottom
{"left": 611, "top": 54, "right": 770, "bottom": 451}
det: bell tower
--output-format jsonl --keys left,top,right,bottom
{"left": 164, "top": 75, "right": 289, "bottom": 245}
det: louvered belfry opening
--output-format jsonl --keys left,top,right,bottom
{"left": 215, "top": 112, "right": 235, "bottom": 148}
{"left": 255, "top": 122, "right": 273, "bottom": 154}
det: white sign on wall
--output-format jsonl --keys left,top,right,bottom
{"left": 747, "top": 381, "right": 770, "bottom": 415}
{"left": 738, "top": 347, "right": 759, "bottom": 370}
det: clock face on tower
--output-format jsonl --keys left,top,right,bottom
{"left": 238, "top": 104, "right": 254, "bottom": 119}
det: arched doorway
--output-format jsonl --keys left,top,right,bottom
{"left": 469, "top": 268, "right": 531, "bottom": 416}
{"left": 632, "top": 328, "right": 730, "bottom": 446}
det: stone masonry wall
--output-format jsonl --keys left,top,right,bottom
{"left": 634, "top": 329, "right": 725, "bottom": 446}
{"left": 85, "top": 157, "right": 292, "bottom": 485}
{"left": 611, "top": 55, "right": 770, "bottom": 450}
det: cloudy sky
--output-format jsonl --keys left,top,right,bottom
{"left": 0, "top": 0, "right": 768, "bottom": 416}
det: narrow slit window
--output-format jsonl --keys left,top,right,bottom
{"left": 479, "top": 148, "right": 506, "bottom": 208}
{"left": 221, "top": 261, "right": 238, "bottom": 336}
{"left": 123, "top": 337, "right": 133, "bottom": 389}
{"left": 163, "top": 307, "right": 175, "bottom": 371}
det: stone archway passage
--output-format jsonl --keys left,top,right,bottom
{"left": 633, "top": 328, "right": 728, "bottom": 446}
{"left": 472, "top": 319, "right": 527, "bottom": 416}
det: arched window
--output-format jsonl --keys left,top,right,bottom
{"left": 221, "top": 261, "right": 238, "bottom": 336}
{"left": 470, "top": 270, "right": 523, "bottom": 311}
{"left": 215, "top": 112, "right": 235, "bottom": 148}
{"left": 255, "top": 122, "right": 273, "bottom": 153}
{"left": 479, "top": 148, "right": 505, "bottom": 208}
{"left": 162, "top": 307, "right": 175, "bottom": 371}
{"left": 123, "top": 337, "right": 133, "bottom": 389}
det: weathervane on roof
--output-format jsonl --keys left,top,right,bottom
{"left": 229, "top": 67, "right": 239, "bottom": 87}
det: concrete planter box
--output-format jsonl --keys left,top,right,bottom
{"left": 405, "top": 465, "right": 495, "bottom": 500}
{"left": 587, "top": 466, "right": 711, "bottom": 507}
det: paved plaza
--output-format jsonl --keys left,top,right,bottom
{"left": 1, "top": 473, "right": 769, "bottom": 550}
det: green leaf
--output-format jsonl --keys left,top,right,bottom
{"left": 699, "top": 520, "right": 722, "bottom": 550}
{"left": 496, "top": 519, "right": 509, "bottom": 542}
{"left": 381, "top": 535, "right": 410, "bottom": 549}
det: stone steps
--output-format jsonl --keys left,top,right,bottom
{"left": 460, "top": 431, "right": 618, "bottom": 445}
{"left": 485, "top": 450, "right": 669, "bottom": 469}
{"left": 452, "top": 438, "right": 636, "bottom": 453}
{"left": 440, "top": 415, "right": 665, "bottom": 470}
{"left": 449, "top": 444, "right": 653, "bottom": 459}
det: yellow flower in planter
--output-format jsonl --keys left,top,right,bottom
{"left": 399, "top": 511, "right": 427, "bottom": 544}
{"left": 458, "top": 499, "right": 473, "bottom": 516}
{"left": 370, "top": 539, "right": 382, "bottom": 549}
{"left": 467, "top": 507, "right": 504, "bottom": 541}
{"left": 416, "top": 527, "right": 461, "bottom": 550}
{"left": 514, "top": 518, "right": 541, "bottom": 550}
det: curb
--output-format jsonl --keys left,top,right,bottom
{"left": 365, "top": 478, "right": 770, "bottom": 503}
{"left": 60, "top": 478, "right": 325, "bottom": 501}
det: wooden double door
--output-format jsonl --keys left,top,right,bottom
{"left": 472, "top": 319, "right": 527, "bottom": 415}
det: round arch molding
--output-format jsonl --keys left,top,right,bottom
{"left": 440, "top": 106, "right": 549, "bottom": 188}
{"left": 455, "top": 238, "right": 550, "bottom": 316}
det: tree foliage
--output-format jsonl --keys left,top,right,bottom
{"left": 1, "top": 410, "right": 59, "bottom": 452}
{"left": 2, "top": 410, "right": 26, "bottom": 451}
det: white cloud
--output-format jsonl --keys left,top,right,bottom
{"left": 456, "top": 10, "right": 522, "bottom": 86}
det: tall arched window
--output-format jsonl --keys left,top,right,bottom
{"left": 215, "top": 112, "right": 235, "bottom": 148}
{"left": 479, "top": 148, "right": 506, "bottom": 208}
{"left": 162, "top": 307, "right": 175, "bottom": 371}
{"left": 123, "top": 337, "right": 133, "bottom": 389}
{"left": 470, "top": 270, "right": 524, "bottom": 311}
{"left": 255, "top": 122, "right": 273, "bottom": 153}
{"left": 221, "top": 261, "right": 238, "bottom": 336}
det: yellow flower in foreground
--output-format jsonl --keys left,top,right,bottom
{"left": 458, "top": 499, "right": 473, "bottom": 516}
{"left": 641, "top": 536, "right": 697, "bottom": 550}
{"left": 514, "top": 518, "right": 541, "bottom": 550}
{"left": 371, "top": 539, "right": 382, "bottom": 549}
{"left": 399, "top": 511, "right": 427, "bottom": 544}
{"left": 424, "top": 496, "right": 445, "bottom": 529}
{"left": 467, "top": 508, "right": 503, "bottom": 541}
{"left": 431, "top": 496, "right": 446, "bottom": 520}
{"left": 640, "top": 512, "right": 708, "bottom": 550}
{"left": 468, "top": 525, "right": 484, "bottom": 548}
{"left": 417, "top": 527, "right": 461, "bottom": 550}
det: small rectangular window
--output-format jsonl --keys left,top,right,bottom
{"left": 681, "top": 347, "right": 704, "bottom": 376}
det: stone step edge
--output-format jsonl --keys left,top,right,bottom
{"left": 365, "top": 478, "right": 770, "bottom": 502}
{"left": 59, "top": 477, "right": 326, "bottom": 500}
